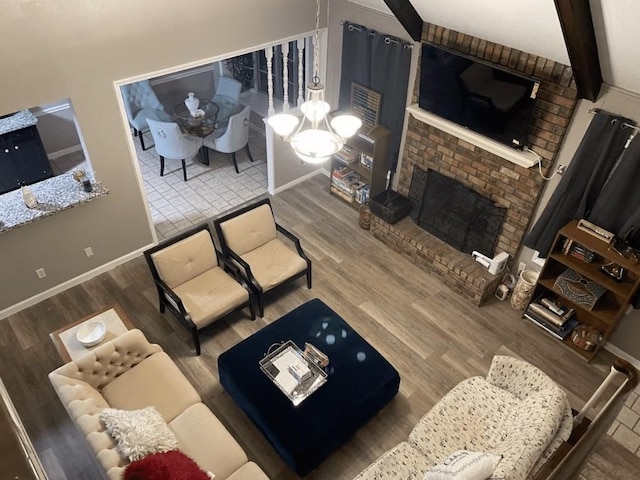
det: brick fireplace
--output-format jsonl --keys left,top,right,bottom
{"left": 372, "top": 24, "right": 578, "bottom": 305}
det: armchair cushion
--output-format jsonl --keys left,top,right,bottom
{"left": 354, "top": 442, "right": 432, "bottom": 480}
{"left": 219, "top": 203, "right": 277, "bottom": 256}
{"left": 173, "top": 267, "right": 250, "bottom": 328}
{"left": 101, "top": 352, "right": 200, "bottom": 423}
{"left": 151, "top": 231, "right": 219, "bottom": 289}
{"left": 241, "top": 238, "right": 309, "bottom": 291}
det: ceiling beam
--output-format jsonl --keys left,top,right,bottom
{"left": 554, "top": 0, "right": 602, "bottom": 101}
{"left": 383, "top": 0, "right": 423, "bottom": 42}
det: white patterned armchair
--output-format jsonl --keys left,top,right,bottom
{"left": 354, "top": 355, "right": 573, "bottom": 480}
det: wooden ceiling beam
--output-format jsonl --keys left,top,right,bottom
{"left": 383, "top": 0, "right": 423, "bottom": 42}
{"left": 554, "top": 0, "right": 602, "bottom": 101}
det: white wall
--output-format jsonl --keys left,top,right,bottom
{"left": 0, "top": 0, "right": 322, "bottom": 312}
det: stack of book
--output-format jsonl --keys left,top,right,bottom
{"left": 524, "top": 296, "right": 579, "bottom": 340}
{"left": 561, "top": 239, "right": 596, "bottom": 263}
{"left": 331, "top": 167, "right": 362, "bottom": 203}
{"left": 355, "top": 184, "right": 370, "bottom": 205}
{"left": 334, "top": 144, "right": 361, "bottom": 164}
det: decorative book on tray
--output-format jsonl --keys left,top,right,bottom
{"left": 259, "top": 340, "right": 327, "bottom": 406}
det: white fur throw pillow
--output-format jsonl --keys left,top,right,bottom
{"left": 100, "top": 406, "right": 178, "bottom": 461}
{"left": 424, "top": 450, "right": 501, "bottom": 480}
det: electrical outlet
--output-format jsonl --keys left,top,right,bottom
{"left": 557, "top": 164, "right": 566, "bottom": 175}
{"left": 84, "top": 247, "right": 94, "bottom": 258}
{"left": 36, "top": 268, "right": 46, "bottom": 279}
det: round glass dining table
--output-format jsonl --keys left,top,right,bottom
{"left": 172, "top": 95, "right": 238, "bottom": 165}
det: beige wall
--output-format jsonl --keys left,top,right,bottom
{"left": 0, "top": 0, "right": 320, "bottom": 311}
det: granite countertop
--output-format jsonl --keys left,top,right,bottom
{"left": 0, "top": 174, "right": 109, "bottom": 234}
{"left": 0, "top": 110, "right": 38, "bottom": 136}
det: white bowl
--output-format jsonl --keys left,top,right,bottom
{"left": 76, "top": 320, "right": 107, "bottom": 347}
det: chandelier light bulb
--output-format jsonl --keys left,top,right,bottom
{"left": 330, "top": 115, "right": 363, "bottom": 139}
{"left": 268, "top": 113, "right": 299, "bottom": 137}
{"left": 290, "top": 128, "right": 344, "bottom": 163}
{"left": 300, "top": 100, "right": 330, "bottom": 123}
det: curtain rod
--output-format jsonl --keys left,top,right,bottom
{"left": 340, "top": 21, "right": 413, "bottom": 48}
{"left": 588, "top": 107, "right": 639, "bottom": 132}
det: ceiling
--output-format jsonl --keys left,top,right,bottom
{"left": 345, "top": 0, "right": 640, "bottom": 96}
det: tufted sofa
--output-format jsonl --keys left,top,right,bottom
{"left": 354, "top": 355, "right": 573, "bottom": 480}
{"left": 48, "top": 329, "right": 268, "bottom": 480}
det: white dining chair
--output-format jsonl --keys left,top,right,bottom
{"left": 213, "top": 77, "right": 242, "bottom": 106}
{"left": 146, "top": 119, "right": 203, "bottom": 181}
{"left": 202, "top": 105, "right": 253, "bottom": 174}
{"left": 121, "top": 80, "right": 170, "bottom": 151}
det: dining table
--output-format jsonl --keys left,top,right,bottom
{"left": 172, "top": 95, "right": 238, "bottom": 165}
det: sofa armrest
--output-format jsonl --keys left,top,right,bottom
{"left": 409, "top": 377, "right": 514, "bottom": 464}
{"left": 491, "top": 389, "right": 567, "bottom": 480}
{"left": 486, "top": 355, "right": 563, "bottom": 400}
{"left": 49, "top": 329, "right": 162, "bottom": 391}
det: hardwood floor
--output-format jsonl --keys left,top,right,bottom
{"left": 1, "top": 174, "right": 639, "bottom": 479}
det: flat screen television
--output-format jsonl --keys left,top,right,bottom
{"left": 418, "top": 43, "right": 540, "bottom": 149}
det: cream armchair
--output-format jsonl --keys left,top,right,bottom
{"left": 213, "top": 198, "right": 312, "bottom": 317}
{"left": 354, "top": 355, "right": 573, "bottom": 480}
{"left": 144, "top": 223, "right": 255, "bottom": 355}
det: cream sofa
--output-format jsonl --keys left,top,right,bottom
{"left": 354, "top": 356, "right": 573, "bottom": 480}
{"left": 48, "top": 329, "right": 268, "bottom": 480}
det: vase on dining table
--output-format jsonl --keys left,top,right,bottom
{"left": 184, "top": 92, "right": 199, "bottom": 117}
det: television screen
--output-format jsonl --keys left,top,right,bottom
{"left": 418, "top": 43, "right": 539, "bottom": 149}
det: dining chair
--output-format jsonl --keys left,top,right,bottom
{"left": 213, "top": 76, "right": 242, "bottom": 106}
{"left": 144, "top": 223, "right": 256, "bottom": 355}
{"left": 202, "top": 105, "right": 253, "bottom": 174}
{"left": 121, "top": 80, "right": 170, "bottom": 151}
{"left": 146, "top": 119, "right": 203, "bottom": 181}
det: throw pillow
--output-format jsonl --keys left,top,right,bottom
{"left": 424, "top": 450, "right": 501, "bottom": 480}
{"left": 100, "top": 406, "right": 178, "bottom": 462}
{"left": 124, "top": 450, "right": 213, "bottom": 480}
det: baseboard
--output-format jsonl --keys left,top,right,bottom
{"left": 48, "top": 144, "right": 83, "bottom": 160}
{"left": 273, "top": 169, "right": 325, "bottom": 195}
{"left": 604, "top": 342, "right": 640, "bottom": 370}
{"left": 0, "top": 244, "right": 153, "bottom": 320}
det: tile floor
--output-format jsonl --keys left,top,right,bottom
{"left": 608, "top": 383, "right": 640, "bottom": 457}
{"left": 134, "top": 127, "right": 268, "bottom": 240}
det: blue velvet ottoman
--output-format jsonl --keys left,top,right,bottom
{"left": 218, "top": 298, "right": 400, "bottom": 475}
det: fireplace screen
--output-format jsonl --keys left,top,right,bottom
{"left": 409, "top": 167, "right": 506, "bottom": 256}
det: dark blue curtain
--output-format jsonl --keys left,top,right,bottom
{"left": 525, "top": 111, "right": 635, "bottom": 257}
{"left": 338, "top": 22, "right": 412, "bottom": 175}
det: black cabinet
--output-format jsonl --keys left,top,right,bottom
{"left": 0, "top": 126, "right": 53, "bottom": 195}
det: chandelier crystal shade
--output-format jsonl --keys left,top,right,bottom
{"left": 267, "top": 0, "right": 362, "bottom": 164}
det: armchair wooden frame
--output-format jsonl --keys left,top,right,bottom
{"left": 144, "top": 223, "right": 255, "bottom": 355}
{"left": 213, "top": 198, "right": 312, "bottom": 317}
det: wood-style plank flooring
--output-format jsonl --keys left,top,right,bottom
{"left": 1, "top": 174, "right": 639, "bottom": 479}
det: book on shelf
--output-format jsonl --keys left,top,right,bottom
{"left": 528, "top": 301, "right": 574, "bottom": 328}
{"left": 356, "top": 184, "right": 370, "bottom": 205}
{"left": 568, "top": 243, "right": 596, "bottom": 263}
{"left": 360, "top": 153, "right": 374, "bottom": 169}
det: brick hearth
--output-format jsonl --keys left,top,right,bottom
{"left": 373, "top": 24, "right": 579, "bottom": 305}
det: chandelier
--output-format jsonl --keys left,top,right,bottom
{"left": 268, "top": 0, "right": 362, "bottom": 164}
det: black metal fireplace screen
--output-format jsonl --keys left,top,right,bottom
{"left": 408, "top": 166, "right": 506, "bottom": 256}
